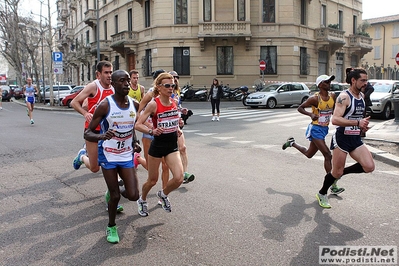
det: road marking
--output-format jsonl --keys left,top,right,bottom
{"left": 195, "top": 133, "right": 217, "bottom": 136}
{"left": 213, "top": 137, "right": 235, "bottom": 140}
{"left": 232, "top": 140, "right": 255, "bottom": 144}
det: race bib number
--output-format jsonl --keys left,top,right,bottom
{"left": 344, "top": 115, "right": 361, "bottom": 135}
{"left": 318, "top": 110, "right": 332, "bottom": 126}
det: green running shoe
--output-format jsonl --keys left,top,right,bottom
{"left": 330, "top": 185, "right": 345, "bottom": 195}
{"left": 106, "top": 226, "right": 119, "bottom": 244}
{"left": 104, "top": 190, "right": 124, "bottom": 213}
{"left": 282, "top": 137, "right": 295, "bottom": 150}
{"left": 183, "top": 172, "right": 195, "bottom": 184}
{"left": 316, "top": 193, "right": 331, "bottom": 209}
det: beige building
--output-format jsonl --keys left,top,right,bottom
{"left": 362, "top": 14, "right": 399, "bottom": 80}
{"left": 56, "top": 0, "right": 372, "bottom": 88}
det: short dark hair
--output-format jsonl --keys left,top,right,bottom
{"left": 346, "top": 68, "right": 367, "bottom": 84}
{"left": 152, "top": 69, "right": 166, "bottom": 80}
{"left": 111, "top": 70, "right": 128, "bottom": 82}
{"left": 96, "top": 61, "right": 112, "bottom": 73}
{"left": 129, "top": 69, "right": 139, "bottom": 76}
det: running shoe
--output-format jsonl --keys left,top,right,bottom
{"left": 30, "top": 119, "right": 34, "bottom": 125}
{"left": 104, "top": 190, "right": 124, "bottom": 213}
{"left": 106, "top": 226, "right": 119, "bottom": 244}
{"left": 316, "top": 193, "right": 331, "bottom": 209}
{"left": 216, "top": 117, "right": 220, "bottom": 121}
{"left": 157, "top": 191, "right": 171, "bottom": 212}
{"left": 183, "top": 172, "right": 195, "bottom": 184}
{"left": 72, "top": 148, "right": 86, "bottom": 170}
{"left": 211, "top": 116, "right": 216, "bottom": 121}
{"left": 330, "top": 184, "right": 345, "bottom": 195}
{"left": 282, "top": 137, "right": 295, "bottom": 150}
{"left": 137, "top": 197, "right": 149, "bottom": 217}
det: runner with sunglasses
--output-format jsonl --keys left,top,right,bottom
{"left": 135, "top": 73, "right": 184, "bottom": 216}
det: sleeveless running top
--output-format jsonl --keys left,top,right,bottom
{"left": 152, "top": 97, "right": 179, "bottom": 134}
{"left": 85, "top": 80, "right": 115, "bottom": 129}
{"left": 311, "top": 92, "right": 334, "bottom": 126}
{"left": 99, "top": 95, "right": 136, "bottom": 162}
{"left": 25, "top": 85, "right": 35, "bottom": 98}
{"left": 336, "top": 90, "right": 365, "bottom": 136}
{"left": 128, "top": 84, "right": 143, "bottom": 102}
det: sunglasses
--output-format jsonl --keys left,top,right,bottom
{"left": 160, "top": 83, "right": 176, "bottom": 88}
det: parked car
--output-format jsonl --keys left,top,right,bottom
{"left": 368, "top": 79, "right": 399, "bottom": 120}
{"left": 61, "top": 85, "right": 85, "bottom": 107}
{"left": 308, "top": 82, "right": 349, "bottom": 97}
{"left": 13, "top": 87, "right": 24, "bottom": 99}
{"left": 42, "top": 85, "right": 73, "bottom": 104}
{"left": 1, "top": 85, "right": 12, "bottom": 101}
{"left": 245, "top": 82, "right": 310, "bottom": 109}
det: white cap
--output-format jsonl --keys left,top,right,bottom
{"left": 316, "top": 75, "right": 335, "bottom": 87}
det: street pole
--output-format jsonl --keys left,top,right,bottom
{"left": 47, "top": 0, "right": 54, "bottom": 106}
{"left": 40, "top": 1, "right": 46, "bottom": 104}
{"left": 96, "top": 0, "right": 100, "bottom": 63}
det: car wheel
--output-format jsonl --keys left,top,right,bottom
{"left": 301, "top": 96, "right": 308, "bottom": 104}
{"left": 266, "top": 98, "right": 276, "bottom": 109}
{"left": 381, "top": 102, "right": 391, "bottom": 120}
{"left": 67, "top": 100, "right": 73, "bottom": 108}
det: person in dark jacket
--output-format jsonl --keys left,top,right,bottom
{"left": 208, "top": 78, "right": 223, "bottom": 121}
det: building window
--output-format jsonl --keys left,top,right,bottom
{"left": 260, "top": 46, "right": 277, "bottom": 74}
{"left": 353, "top": 15, "right": 357, "bottom": 34}
{"left": 175, "top": 0, "right": 188, "bottom": 24}
{"left": 85, "top": 30, "right": 90, "bottom": 45}
{"left": 104, "top": 21, "right": 107, "bottom": 40}
{"left": 300, "top": 0, "right": 306, "bottom": 25}
{"left": 114, "top": 15, "right": 118, "bottom": 34}
{"left": 173, "top": 47, "right": 190, "bottom": 75}
{"left": 85, "top": 0, "right": 88, "bottom": 11}
{"left": 217, "top": 46, "right": 233, "bottom": 75}
{"left": 145, "top": 0, "right": 151, "bottom": 28}
{"left": 300, "top": 47, "right": 308, "bottom": 75}
{"left": 203, "top": 0, "right": 211, "bottom": 22}
{"left": 144, "top": 49, "right": 152, "bottom": 77}
{"left": 318, "top": 50, "right": 328, "bottom": 75}
{"left": 338, "top": 10, "right": 343, "bottom": 30}
{"left": 350, "top": 55, "right": 358, "bottom": 68}
{"left": 374, "top": 46, "right": 381, "bottom": 59}
{"left": 128, "top": 9, "right": 132, "bottom": 31}
{"left": 262, "top": 0, "right": 275, "bottom": 23}
{"left": 237, "top": 0, "right": 245, "bottom": 21}
{"left": 321, "top": 5, "right": 326, "bottom": 27}
{"left": 392, "top": 44, "right": 399, "bottom": 58}
{"left": 393, "top": 24, "right": 399, "bottom": 38}
{"left": 114, "top": 56, "right": 119, "bottom": 70}
{"left": 103, "top": 0, "right": 106, "bottom": 4}
{"left": 374, "top": 26, "right": 381, "bottom": 39}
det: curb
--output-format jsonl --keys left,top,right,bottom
{"left": 365, "top": 145, "right": 399, "bottom": 168}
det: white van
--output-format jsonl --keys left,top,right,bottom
{"left": 368, "top": 79, "right": 399, "bottom": 120}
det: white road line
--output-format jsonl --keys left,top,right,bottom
{"left": 213, "top": 137, "right": 236, "bottom": 140}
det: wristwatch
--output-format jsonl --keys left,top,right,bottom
{"left": 148, "top": 129, "right": 153, "bottom": 136}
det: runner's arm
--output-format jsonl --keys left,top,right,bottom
{"left": 84, "top": 99, "right": 112, "bottom": 142}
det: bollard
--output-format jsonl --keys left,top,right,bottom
{"left": 393, "top": 98, "right": 399, "bottom": 122}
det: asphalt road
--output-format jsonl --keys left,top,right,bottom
{"left": 0, "top": 101, "right": 398, "bottom": 266}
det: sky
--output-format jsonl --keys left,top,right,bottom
{"left": 362, "top": 0, "right": 399, "bottom": 19}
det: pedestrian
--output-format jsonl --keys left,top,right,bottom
{"left": 282, "top": 75, "right": 344, "bottom": 194}
{"left": 71, "top": 61, "right": 114, "bottom": 173}
{"left": 208, "top": 78, "right": 223, "bottom": 121}
{"left": 23, "top": 77, "right": 39, "bottom": 124}
{"left": 128, "top": 69, "right": 145, "bottom": 102}
{"left": 84, "top": 69, "right": 140, "bottom": 244}
{"left": 135, "top": 72, "right": 184, "bottom": 216}
{"left": 316, "top": 68, "right": 375, "bottom": 208}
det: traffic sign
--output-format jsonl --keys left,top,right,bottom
{"left": 52, "top": 52, "right": 63, "bottom": 62}
{"left": 396, "top": 52, "right": 399, "bottom": 66}
{"left": 259, "top": 60, "right": 266, "bottom": 71}
{"left": 54, "top": 67, "right": 63, "bottom": 74}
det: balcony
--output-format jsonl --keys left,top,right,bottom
{"left": 76, "top": 47, "right": 91, "bottom": 62}
{"left": 90, "top": 40, "right": 112, "bottom": 55}
{"left": 84, "top": 9, "right": 96, "bottom": 28}
{"left": 314, "top": 27, "right": 346, "bottom": 51}
{"left": 197, "top": 22, "right": 251, "bottom": 51}
{"left": 66, "top": 28, "right": 74, "bottom": 40}
{"left": 110, "top": 31, "right": 138, "bottom": 56}
{"left": 347, "top": 34, "right": 373, "bottom": 58}
{"left": 60, "top": 8, "right": 69, "bottom": 21}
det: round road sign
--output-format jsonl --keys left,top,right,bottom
{"left": 396, "top": 52, "right": 399, "bottom": 66}
{"left": 259, "top": 60, "right": 266, "bottom": 71}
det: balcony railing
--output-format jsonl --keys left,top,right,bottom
{"left": 348, "top": 34, "right": 373, "bottom": 50}
{"left": 90, "top": 40, "right": 112, "bottom": 54}
{"left": 84, "top": 9, "right": 96, "bottom": 27}
{"left": 314, "top": 27, "right": 345, "bottom": 44}
{"left": 198, "top": 22, "right": 251, "bottom": 37}
{"left": 111, "top": 31, "right": 138, "bottom": 46}
{"left": 60, "top": 9, "right": 69, "bottom": 21}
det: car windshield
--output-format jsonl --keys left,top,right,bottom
{"left": 370, "top": 83, "right": 392, "bottom": 93}
{"left": 260, "top": 84, "right": 281, "bottom": 92}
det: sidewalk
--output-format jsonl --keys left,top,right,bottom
{"left": 12, "top": 98, "right": 399, "bottom": 167}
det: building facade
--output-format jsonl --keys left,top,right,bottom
{"left": 56, "top": 0, "right": 372, "bottom": 88}
{"left": 362, "top": 14, "right": 399, "bottom": 80}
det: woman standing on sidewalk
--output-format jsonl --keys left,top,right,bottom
{"left": 208, "top": 78, "right": 223, "bottom": 121}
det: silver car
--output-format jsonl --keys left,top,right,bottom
{"left": 245, "top": 82, "right": 310, "bottom": 109}
{"left": 368, "top": 79, "right": 399, "bottom": 120}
